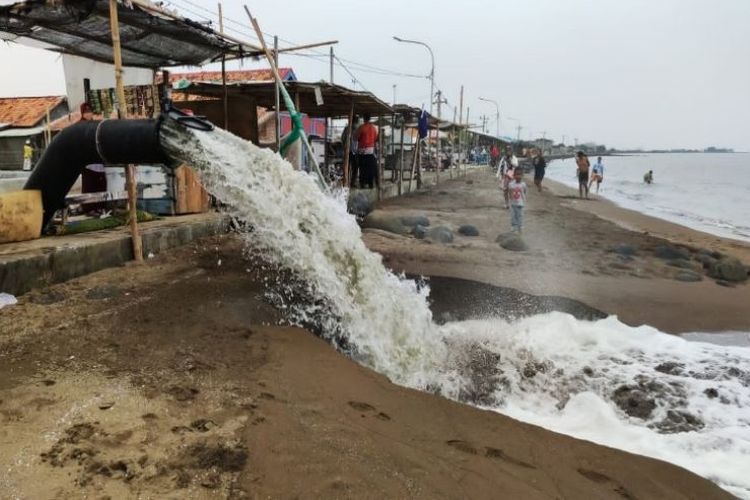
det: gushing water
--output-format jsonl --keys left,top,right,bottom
{"left": 161, "top": 123, "right": 750, "bottom": 498}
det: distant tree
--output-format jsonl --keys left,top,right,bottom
{"left": 595, "top": 145, "right": 607, "bottom": 153}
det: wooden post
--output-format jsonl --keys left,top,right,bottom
{"left": 342, "top": 101, "right": 354, "bottom": 188}
{"left": 377, "top": 117, "right": 383, "bottom": 201}
{"left": 218, "top": 3, "right": 228, "bottom": 130}
{"left": 458, "top": 85, "right": 464, "bottom": 176}
{"left": 390, "top": 113, "right": 396, "bottom": 182}
{"left": 274, "top": 36, "right": 281, "bottom": 152}
{"left": 398, "top": 116, "right": 405, "bottom": 196}
{"left": 409, "top": 136, "right": 420, "bottom": 193}
{"left": 108, "top": 0, "right": 143, "bottom": 262}
{"left": 435, "top": 90, "right": 442, "bottom": 185}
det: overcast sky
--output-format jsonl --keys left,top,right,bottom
{"left": 1, "top": 0, "right": 748, "bottom": 150}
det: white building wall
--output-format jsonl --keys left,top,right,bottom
{"left": 62, "top": 54, "right": 154, "bottom": 111}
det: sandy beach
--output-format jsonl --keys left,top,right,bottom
{"left": 364, "top": 169, "right": 750, "bottom": 334}
{"left": 0, "top": 235, "right": 734, "bottom": 499}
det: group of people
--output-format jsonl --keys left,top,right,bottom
{"left": 574, "top": 152, "right": 605, "bottom": 199}
{"left": 494, "top": 147, "right": 549, "bottom": 233}
{"left": 341, "top": 113, "right": 379, "bottom": 189}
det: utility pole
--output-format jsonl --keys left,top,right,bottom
{"left": 516, "top": 123, "right": 522, "bottom": 143}
{"left": 435, "top": 89, "right": 446, "bottom": 184}
{"left": 562, "top": 134, "right": 566, "bottom": 146}
{"left": 329, "top": 46, "right": 334, "bottom": 83}
{"left": 392, "top": 84, "right": 397, "bottom": 105}
{"left": 458, "top": 85, "right": 464, "bottom": 169}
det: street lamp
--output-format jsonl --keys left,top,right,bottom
{"left": 393, "top": 36, "right": 435, "bottom": 173}
{"left": 478, "top": 97, "right": 500, "bottom": 138}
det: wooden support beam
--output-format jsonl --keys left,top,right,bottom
{"left": 108, "top": 0, "right": 142, "bottom": 262}
{"left": 398, "top": 118, "right": 405, "bottom": 196}
{"left": 342, "top": 101, "right": 354, "bottom": 188}
{"left": 218, "top": 3, "right": 228, "bottom": 130}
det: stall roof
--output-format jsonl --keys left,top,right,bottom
{"left": 175, "top": 80, "right": 393, "bottom": 118}
{"left": 0, "top": 0, "right": 241, "bottom": 67}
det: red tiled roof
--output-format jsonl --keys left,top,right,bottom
{"left": 167, "top": 68, "right": 295, "bottom": 84}
{"left": 0, "top": 96, "right": 66, "bottom": 127}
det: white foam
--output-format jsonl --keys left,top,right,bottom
{"left": 161, "top": 124, "right": 750, "bottom": 498}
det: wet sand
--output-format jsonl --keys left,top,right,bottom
{"left": 364, "top": 169, "right": 750, "bottom": 334}
{"left": 0, "top": 237, "right": 732, "bottom": 499}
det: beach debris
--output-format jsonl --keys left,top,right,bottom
{"left": 347, "top": 192, "right": 373, "bottom": 218}
{"left": 708, "top": 257, "right": 748, "bottom": 282}
{"left": 400, "top": 214, "right": 431, "bottom": 228}
{"left": 674, "top": 271, "right": 703, "bottom": 282}
{"left": 0, "top": 292, "right": 18, "bottom": 309}
{"left": 426, "top": 226, "right": 454, "bottom": 244}
{"left": 654, "top": 244, "right": 690, "bottom": 261}
{"left": 496, "top": 232, "right": 529, "bottom": 252}
{"left": 457, "top": 224, "right": 480, "bottom": 237}
{"left": 361, "top": 211, "right": 410, "bottom": 235}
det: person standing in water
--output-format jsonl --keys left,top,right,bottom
{"left": 589, "top": 156, "right": 604, "bottom": 193}
{"left": 532, "top": 148, "right": 547, "bottom": 193}
{"left": 508, "top": 165, "right": 528, "bottom": 232}
{"left": 575, "top": 151, "right": 590, "bottom": 199}
{"left": 644, "top": 170, "right": 654, "bottom": 184}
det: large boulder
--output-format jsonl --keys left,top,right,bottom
{"left": 347, "top": 192, "right": 374, "bottom": 218}
{"left": 426, "top": 226, "right": 454, "bottom": 244}
{"left": 362, "top": 211, "right": 409, "bottom": 235}
{"left": 400, "top": 214, "right": 431, "bottom": 228}
{"left": 708, "top": 257, "right": 748, "bottom": 282}
{"left": 457, "top": 224, "right": 480, "bottom": 237}
{"left": 496, "top": 232, "right": 529, "bottom": 252}
{"left": 412, "top": 224, "right": 428, "bottom": 239}
{"left": 612, "top": 385, "right": 656, "bottom": 419}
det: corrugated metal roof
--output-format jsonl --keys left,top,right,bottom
{"left": 0, "top": 96, "right": 65, "bottom": 127}
{"left": 0, "top": 0, "right": 240, "bottom": 68}
{"left": 169, "top": 68, "right": 296, "bottom": 85}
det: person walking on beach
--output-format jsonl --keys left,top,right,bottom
{"left": 490, "top": 144, "right": 500, "bottom": 170}
{"left": 342, "top": 115, "right": 359, "bottom": 188}
{"left": 575, "top": 151, "right": 590, "bottom": 199}
{"left": 589, "top": 156, "right": 604, "bottom": 193}
{"left": 532, "top": 148, "right": 547, "bottom": 193}
{"left": 498, "top": 148, "right": 519, "bottom": 208}
{"left": 508, "top": 165, "right": 528, "bottom": 232}
{"left": 22, "top": 139, "right": 34, "bottom": 171}
{"left": 356, "top": 113, "right": 379, "bottom": 189}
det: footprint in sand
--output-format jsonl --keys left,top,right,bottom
{"left": 445, "top": 441, "right": 537, "bottom": 470}
{"left": 577, "top": 468, "right": 638, "bottom": 499}
{"left": 347, "top": 401, "right": 391, "bottom": 421}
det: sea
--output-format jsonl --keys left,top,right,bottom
{"left": 546, "top": 153, "right": 750, "bottom": 242}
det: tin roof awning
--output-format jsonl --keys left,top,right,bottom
{"left": 174, "top": 80, "right": 394, "bottom": 118}
{"left": 0, "top": 0, "right": 249, "bottom": 67}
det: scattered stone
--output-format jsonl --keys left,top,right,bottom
{"left": 347, "top": 192, "right": 374, "bottom": 218}
{"left": 667, "top": 258, "right": 696, "bottom": 270}
{"left": 704, "top": 388, "right": 719, "bottom": 399}
{"left": 715, "top": 280, "right": 735, "bottom": 288}
{"left": 30, "top": 290, "right": 67, "bottom": 305}
{"left": 465, "top": 180, "right": 474, "bottom": 185}
{"left": 654, "top": 245, "right": 690, "bottom": 261}
{"left": 98, "top": 401, "right": 115, "bottom": 410}
{"left": 457, "top": 224, "right": 480, "bottom": 237}
{"left": 695, "top": 253, "right": 718, "bottom": 270}
{"left": 496, "top": 232, "right": 529, "bottom": 252}
{"left": 400, "top": 214, "right": 431, "bottom": 228}
{"left": 190, "top": 419, "right": 217, "bottom": 432}
{"left": 412, "top": 225, "right": 428, "bottom": 239}
{"left": 674, "top": 271, "right": 703, "bottom": 283}
{"left": 85, "top": 285, "right": 121, "bottom": 300}
{"left": 708, "top": 257, "right": 748, "bottom": 282}
{"left": 426, "top": 226, "right": 454, "bottom": 244}
{"left": 654, "top": 410, "right": 705, "bottom": 434}
{"left": 612, "top": 385, "right": 657, "bottom": 419}
{"left": 612, "top": 243, "right": 637, "bottom": 257}
{"left": 582, "top": 366, "right": 594, "bottom": 376}
{"left": 362, "top": 211, "right": 410, "bottom": 235}
{"left": 655, "top": 362, "right": 685, "bottom": 375}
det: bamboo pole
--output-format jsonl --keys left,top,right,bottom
{"left": 398, "top": 118, "right": 405, "bottom": 196}
{"left": 342, "top": 101, "right": 354, "bottom": 188}
{"left": 377, "top": 117, "right": 383, "bottom": 200}
{"left": 109, "top": 0, "right": 143, "bottom": 262}
{"left": 218, "top": 3, "right": 228, "bottom": 130}
{"left": 408, "top": 137, "right": 420, "bottom": 193}
{"left": 244, "top": 7, "right": 328, "bottom": 192}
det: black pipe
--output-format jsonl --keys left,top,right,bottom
{"left": 24, "top": 119, "right": 169, "bottom": 227}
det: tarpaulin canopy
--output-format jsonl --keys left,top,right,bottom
{"left": 0, "top": 0, "right": 244, "bottom": 67}
{"left": 174, "top": 80, "right": 393, "bottom": 118}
